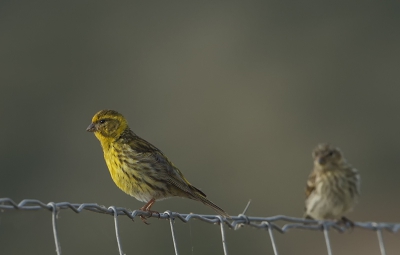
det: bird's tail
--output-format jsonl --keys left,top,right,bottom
{"left": 193, "top": 191, "right": 230, "bottom": 218}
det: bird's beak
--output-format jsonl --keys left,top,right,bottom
{"left": 86, "top": 123, "right": 96, "bottom": 132}
{"left": 317, "top": 157, "right": 325, "bottom": 165}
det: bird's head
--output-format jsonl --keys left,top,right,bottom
{"left": 312, "top": 143, "right": 345, "bottom": 168}
{"left": 87, "top": 110, "right": 128, "bottom": 141}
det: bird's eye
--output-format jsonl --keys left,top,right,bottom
{"left": 328, "top": 151, "right": 334, "bottom": 156}
{"left": 99, "top": 119, "right": 106, "bottom": 124}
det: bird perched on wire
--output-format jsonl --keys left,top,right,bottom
{"left": 304, "top": 143, "right": 360, "bottom": 225}
{"left": 87, "top": 110, "right": 229, "bottom": 223}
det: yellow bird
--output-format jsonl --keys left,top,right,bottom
{"left": 87, "top": 110, "right": 229, "bottom": 223}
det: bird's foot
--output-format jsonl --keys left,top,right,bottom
{"left": 303, "top": 215, "right": 316, "bottom": 225}
{"left": 337, "top": 216, "right": 355, "bottom": 230}
{"left": 139, "top": 209, "right": 160, "bottom": 225}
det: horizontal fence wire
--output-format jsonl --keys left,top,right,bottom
{"left": 0, "top": 198, "right": 398, "bottom": 255}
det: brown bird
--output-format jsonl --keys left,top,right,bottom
{"left": 304, "top": 143, "right": 360, "bottom": 224}
{"left": 87, "top": 110, "right": 229, "bottom": 223}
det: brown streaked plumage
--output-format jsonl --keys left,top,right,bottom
{"left": 304, "top": 143, "right": 360, "bottom": 222}
{"left": 87, "top": 110, "right": 229, "bottom": 223}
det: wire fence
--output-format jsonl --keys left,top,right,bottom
{"left": 0, "top": 197, "right": 399, "bottom": 255}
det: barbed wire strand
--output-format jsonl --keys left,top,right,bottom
{"left": 1, "top": 198, "right": 399, "bottom": 255}
{"left": 323, "top": 224, "right": 333, "bottom": 255}
{"left": 238, "top": 200, "right": 283, "bottom": 255}
{"left": 234, "top": 199, "right": 252, "bottom": 231}
{"left": 237, "top": 200, "right": 280, "bottom": 255}
{"left": 48, "top": 202, "right": 61, "bottom": 255}
{"left": 109, "top": 206, "right": 124, "bottom": 255}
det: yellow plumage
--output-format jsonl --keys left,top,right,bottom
{"left": 87, "top": 110, "right": 229, "bottom": 222}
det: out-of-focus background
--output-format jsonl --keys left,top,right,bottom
{"left": 1, "top": 1, "right": 399, "bottom": 254}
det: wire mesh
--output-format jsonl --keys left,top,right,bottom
{"left": 1, "top": 197, "right": 399, "bottom": 255}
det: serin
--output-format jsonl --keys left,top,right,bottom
{"left": 304, "top": 143, "right": 360, "bottom": 223}
{"left": 87, "top": 110, "right": 229, "bottom": 223}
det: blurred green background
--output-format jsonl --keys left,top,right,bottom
{"left": 1, "top": 1, "right": 399, "bottom": 254}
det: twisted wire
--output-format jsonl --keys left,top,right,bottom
{"left": 2, "top": 198, "right": 400, "bottom": 232}
{"left": 1, "top": 198, "right": 397, "bottom": 255}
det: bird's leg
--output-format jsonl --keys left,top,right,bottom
{"left": 139, "top": 198, "right": 160, "bottom": 224}
{"left": 144, "top": 199, "right": 161, "bottom": 219}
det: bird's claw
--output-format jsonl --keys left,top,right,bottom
{"left": 337, "top": 216, "right": 355, "bottom": 231}
{"left": 139, "top": 210, "right": 160, "bottom": 225}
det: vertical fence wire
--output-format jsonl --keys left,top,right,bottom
{"left": 109, "top": 206, "right": 124, "bottom": 255}
{"left": 323, "top": 224, "right": 333, "bottom": 255}
{"left": 166, "top": 211, "right": 179, "bottom": 255}
{"left": 266, "top": 222, "right": 279, "bottom": 255}
{"left": 218, "top": 216, "right": 228, "bottom": 255}
{"left": 48, "top": 202, "right": 61, "bottom": 255}
{"left": 376, "top": 228, "right": 387, "bottom": 255}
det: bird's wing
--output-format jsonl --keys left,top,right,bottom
{"left": 304, "top": 169, "right": 317, "bottom": 217}
{"left": 305, "top": 170, "right": 317, "bottom": 199}
{"left": 344, "top": 165, "right": 361, "bottom": 197}
{"left": 167, "top": 166, "right": 207, "bottom": 197}
{"left": 125, "top": 131, "right": 206, "bottom": 197}
{"left": 125, "top": 130, "right": 161, "bottom": 154}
